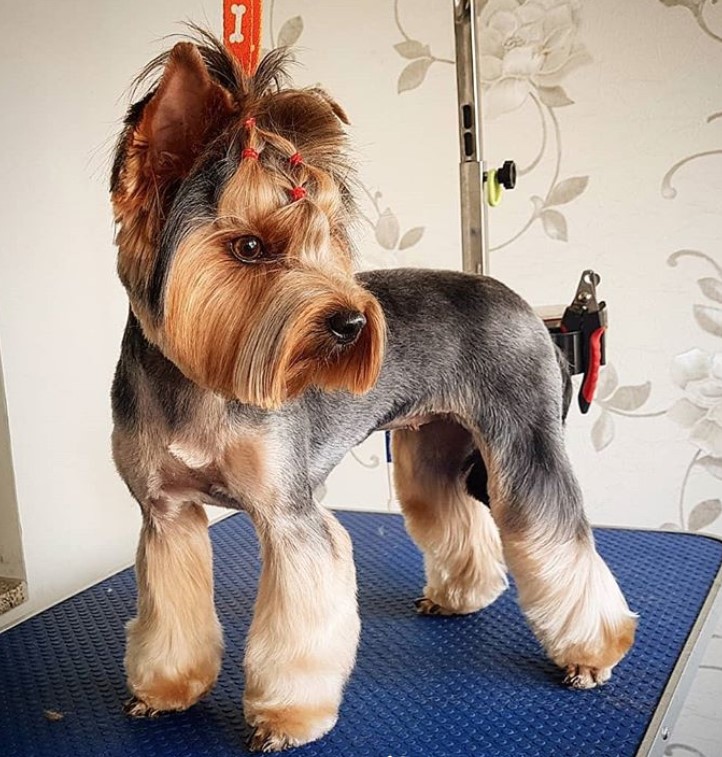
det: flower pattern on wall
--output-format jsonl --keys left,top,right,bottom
{"left": 670, "top": 348, "right": 722, "bottom": 459}
{"left": 478, "top": 0, "right": 591, "bottom": 119}
{"left": 393, "top": 0, "right": 592, "bottom": 248}
{"left": 662, "top": 250, "right": 722, "bottom": 533}
{"left": 656, "top": 4, "right": 722, "bottom": 543}
{"left": 588, "top": 364, "right": 662, "bottom": 453}
{"left": 359, "top": 185, "right": 426, "bottom": 270}
{"left": 658, "top": 0, "right": 722, "bottom": 43}
{"left": 480, "top": 0, "right": 592, "bottom": 248}
{"left": 267, "top": 0, "right": 304, "bottom": 48}
{"left": 661, "top": 112, "right": 722, "bottom": 202}
{"left": 392, "top": 0, "right": 454, "bottom": 93}
{"left": 588, "top": 250, "right": 722, "bottom": 535}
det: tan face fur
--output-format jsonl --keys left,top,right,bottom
{"left": 111, "top": 40, "right": 385, "bottom": 409}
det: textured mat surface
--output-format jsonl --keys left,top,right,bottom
{"left": 1, "top": 512, "right": 721, "bottom": 757}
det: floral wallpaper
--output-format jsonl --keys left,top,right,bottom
{"left": 266, "top": 0, "right": 722, "bottom": 752}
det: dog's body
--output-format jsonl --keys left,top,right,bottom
{"left": 110, "top": 33, "right": 636, "bottom": 753}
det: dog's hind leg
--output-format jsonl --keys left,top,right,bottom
{"left": 124, "top": 502, "right": 223, "bottom": 716}
{"left": 243, "top": 503, "right": 359, "bottom": 752}
{"left": 480, "top": 403, "right": 637, "bottom": 688}
{"left": 392, "top": 419, "right": 508, "bottom": 616}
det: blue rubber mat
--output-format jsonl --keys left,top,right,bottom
{"left": 1, "top": 512, "right": 721, "bottom": 757}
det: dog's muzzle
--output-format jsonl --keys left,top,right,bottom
{"left": 327, "top": 310, "right": 366, "bottom": 345}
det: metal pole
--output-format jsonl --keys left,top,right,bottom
{"left": 454, "top": 0, "right": 488, "bottom": 276}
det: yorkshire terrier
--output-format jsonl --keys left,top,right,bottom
{"left": 110, "top": 32, "right": 637, "bottom": 753}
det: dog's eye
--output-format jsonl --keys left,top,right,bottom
{"left": 229, "top": 235, "right": 266, "bottom": 263}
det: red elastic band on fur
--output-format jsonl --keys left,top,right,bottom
{"left": 290, "top": 186, "right": 307, "bottom": 202}
{"left": 243, "top": 117, "right": 256, "bottom": 129}
{"left": 289, "top": 152, "right": 304, "bottom": 166}
{"left": 242, "top": 148, "right": 259, "bottom": 160}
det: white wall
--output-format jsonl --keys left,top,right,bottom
{"left": 0, "top": 349, "right": 24, "bottom": 581}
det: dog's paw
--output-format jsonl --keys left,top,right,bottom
{"left": 123, "top": 696, "right": 163, "bottom": 718}
{"left": 248, "top": 726, "right": 300, "bottom": 753}
{"left": 245, "top": 704, "right": 337, "bottom": 753}
{"left": 414, "top": 597, "right": 456, "bottom": 616}
{"left": 124, "top": 673, "right": 216, "bottom": 714}
{"left": 563, "top": 664, "right": 612, "bottom": 690}
{"left": 415, "top": 565, "right": 508, "bottom": 617}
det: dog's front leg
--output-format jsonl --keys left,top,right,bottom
{"left": 124, "top": 502, "right": 223, "bottom": 716}
{"left": 244, "top": 504, "right": 359, "bottom": 753}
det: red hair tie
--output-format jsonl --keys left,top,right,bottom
{"left": 289, "top": 152, "right": 304, "bottom": 166}
{"left": 243, "top": 117, "right": 256, "bottom": 129}
{"left": 242, "top": 147, "right": 259, "bottom": 160}
{"left": 290, "top": 186, "right": 307, "bottom": 202}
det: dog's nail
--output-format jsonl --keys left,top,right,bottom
{"left": 123, "top": 696, "right": 158, "bottom": 718}
{"left": 563, "top": 664, "right": 601, "bottom": 690}
{"left": 248, "top": 727, "right": 293, "bottom": 753}
{"left": 247, "top": 729, "right": 263, "bottom": 752}
{"left": 414, "top": 597, "right": 446, "bottom": 616}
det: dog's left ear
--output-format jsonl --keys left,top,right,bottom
{"left": 310, "top": 87, "right": 350, "bottom": 125}
{"left": 112, "top": 42, "right": 236, "bottom": 291}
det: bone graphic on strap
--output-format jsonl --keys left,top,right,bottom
{"left": 229, "top": 4, "right": 247, "bottom": 44}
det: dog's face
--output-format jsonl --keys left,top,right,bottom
{"left": 111, "top": 38, "right": 385, "bottom": 409}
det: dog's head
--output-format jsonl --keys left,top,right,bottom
{"left": 111, "top": 33, "right": 385, "bottom": 409}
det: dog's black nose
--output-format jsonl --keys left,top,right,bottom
{"left": 327, "top": 310, "right": 366, "bottom": 344}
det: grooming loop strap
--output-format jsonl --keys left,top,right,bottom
{"left": 223, "top": 0, "right": 263, "bottom": 75}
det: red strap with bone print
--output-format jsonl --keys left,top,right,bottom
{"left": 223, "top": 0, "right": 263, "bottom": 75}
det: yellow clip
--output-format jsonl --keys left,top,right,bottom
{"left": 486, "top": 169, "right": 503, "bottom": 207}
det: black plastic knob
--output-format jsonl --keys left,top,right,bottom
{"left": 497, "top": 160, "right": 516, "bottom": 190}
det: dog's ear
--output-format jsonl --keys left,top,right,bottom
{"left": 112, "top": 42, "right": 236, "bottom": 291}
{"left": 135, "top": 42, "right": 236, "bottom": 181}
{"left": 310, "top": 87, "right": 350, "bottom": 125}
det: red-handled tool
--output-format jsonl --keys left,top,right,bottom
{"left": 558, "top": 270, "right": 608, "bottom": 414}
{"left": 580, "top": 326, "right": 605, "bottom": 411}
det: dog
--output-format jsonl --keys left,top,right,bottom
{"left": 109, "top": 31, "right": 637, "bottom": 752}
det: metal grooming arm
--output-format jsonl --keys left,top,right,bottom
{"left": 454, "top": 0, "right": 516, "bottom": 275}
{"left": 453, "top": 1, "right": 603, "bottom": 412}
{"left": 454, "top": 0, "right": 487, "bottom": 275}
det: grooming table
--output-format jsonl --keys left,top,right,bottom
{"left": 1, "top": 512, "right": 721, "bottom": 757}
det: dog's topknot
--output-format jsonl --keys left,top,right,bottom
{"left": 111, "top": 29, "right": 357, "bottom": 302}
{"left": 111, "top": 27, "right": 295, "bottom": 195}
{"left": 112, "top": 27, "right": 352, "bottom": 198}
{"left": 132, "top": 25, "right": 294, "bottom": 105}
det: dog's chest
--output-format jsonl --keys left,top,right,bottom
{"left": 161, "top": 422, "right": 272, "bottom": 512}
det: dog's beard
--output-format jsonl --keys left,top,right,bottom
{"left": 232, "top": 275, "right": 386, "bottom": 409}
{"left": 163, "top": 252, "right": 386, "bottom": 409}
